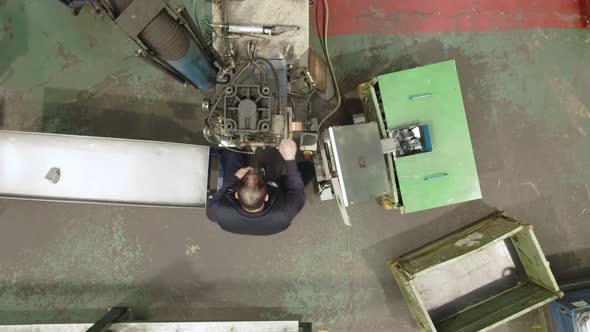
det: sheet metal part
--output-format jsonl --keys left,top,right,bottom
{"left": 0, "top": 131, "right": 210, "bottom": 207}
{"left": 0, "top": 321, "right": 301, "bottom": 332}
{"left": 327, "top": 123, "right": 389, "bottom": 207}
{"left": 330, "top": 176, "right": 351, "bottom": 226}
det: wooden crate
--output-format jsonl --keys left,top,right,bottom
{"left": 390, "top": 213, "right": 563, "bottom": 332}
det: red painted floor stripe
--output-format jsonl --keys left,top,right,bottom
{"left": 313, "top": 0, "right": 589, "bottom": 36}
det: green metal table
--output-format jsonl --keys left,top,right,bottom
{"left": 360, "top": 60, "right": 481, "bottom": 213}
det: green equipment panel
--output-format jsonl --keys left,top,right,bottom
{"left": 375, "top": 60, "right": 481, "bottom": 213}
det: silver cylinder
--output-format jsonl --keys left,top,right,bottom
{"left": 228, "top": 24, "right": 267, "bottom": 35}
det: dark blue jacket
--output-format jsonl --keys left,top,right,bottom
{"left": 206, "top": 161, "right": 305, "bottom": 235}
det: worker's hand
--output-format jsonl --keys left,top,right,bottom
{"left": 279, "top": 139, "right": 298, "bottom": 161}
{"left": 235, "top": 167, "right": 254, "bottom": 179}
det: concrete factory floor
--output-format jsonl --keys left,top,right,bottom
{"left": 1, "top": 1, "right": 590, "bottom": 331}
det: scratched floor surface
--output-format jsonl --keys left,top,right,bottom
{"left": 0, "top": 1, "right": 589, "bottom": 331}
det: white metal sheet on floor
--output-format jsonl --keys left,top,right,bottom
{"left": 0, "top": 321, "right": 300, "bottom": 332}
{"left": 0, "top": 131, "right": 210, "bottom": 207}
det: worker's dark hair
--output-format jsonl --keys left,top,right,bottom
{"left": 237, "top": 171, "right": 267, "bottom": 212}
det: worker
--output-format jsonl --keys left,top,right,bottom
{"left": 206, "top": 139, "right": 306, "bottom": 235}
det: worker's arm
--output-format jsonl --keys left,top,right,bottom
{"left": 206, "top": 167, "right": 253, "bottom": 221}
{"left": 279, "top": 140, "right": 305, "bottom": 220}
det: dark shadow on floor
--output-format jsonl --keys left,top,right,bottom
{"left": 316, "top": 97, "right": 361, "bottom": 129}
{"left": 0, "top": 284, "right": 141, "bottom": 324}
{"left": 0, "top": 259, "right": 300, "bottom": 324}
{"left": 335, "top": 45, "right": 419, "bottom": 95}
{"left": 127, "top": 258, "right": 302, "bottom": 322}
{"left": 548, "top": 249, "right": 590, "bottom": 283}
{"left": 42, "top": 87, "right": 207, "bottom": 145}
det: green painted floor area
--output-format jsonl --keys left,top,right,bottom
{"left": 1, "top": 1, "right": 590, "bottom": 331}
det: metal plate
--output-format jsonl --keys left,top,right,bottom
{"left": 328, "top": 123, "right": 389, "bottom": 207}
{"left": 0, "top": 131, "right": 210, "bottom": 207}
{"left": 212, "top": 0, "right": 309, "bottom": 60}
{"left": 0, "top": 321, "right": 301, "bottom": 332}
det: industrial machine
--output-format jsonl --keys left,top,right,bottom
{"left": 0, "top": 305, "right": 311, "bottom": 332}
{"left": 80, "top": 0, "right": 314, "bottom": 151}
{"left": 0, "top": 131, "right": 211, "bottom": 207}
{"left": 315, "top": 60, "right": 482, "bottom": 224}
{"left": 550, "top": 280, "right": 590, "bottom": 332}
{"left": 202, "top": 0, "right": 312, "bottom": 149}
{"left": 2, "top": 0, "right": 336, "bottom": 208}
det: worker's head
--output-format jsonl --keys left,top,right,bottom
{"left": 235, "top": 171, "right": 268, "bottom": 213}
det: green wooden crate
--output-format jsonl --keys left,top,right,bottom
{"left": 390, "top": 213, "right": 562, "bottom": 332}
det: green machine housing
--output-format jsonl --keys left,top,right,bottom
{"left": 359, "top": 60, "right": 481, "bottom": 213}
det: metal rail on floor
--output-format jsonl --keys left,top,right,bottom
{"left": 86, "top": 307, "right": 130, "bottom": 332}
{"left": 0, "top": 307, "right": 312, "bottom": 332}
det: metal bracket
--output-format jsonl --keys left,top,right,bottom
{"left": 381, "top": 137, "right": 397, "bottom": 155}
{"left": 331, "top": 177, "right": 351, "bottom": 226}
